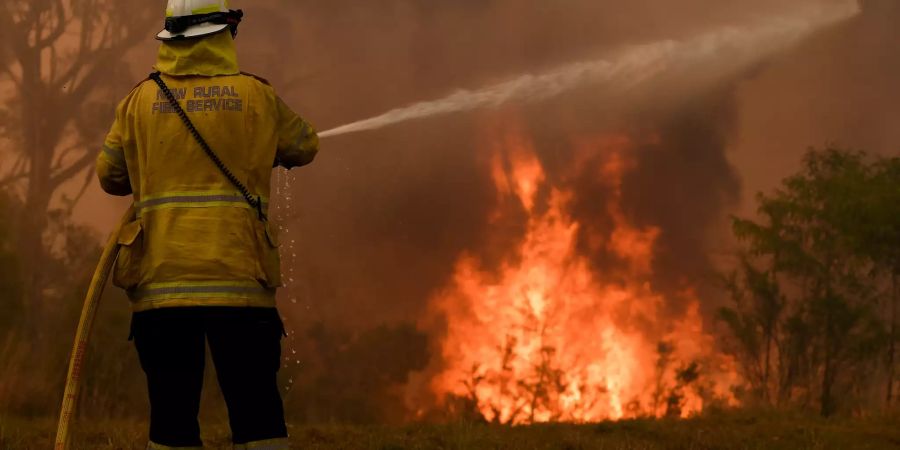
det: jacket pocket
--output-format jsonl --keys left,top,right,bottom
{"left": 113, "top": 219, "right": 144, "bottom": 290}
{"left": 255, "top": 220, "right": 282, "bottom": 288}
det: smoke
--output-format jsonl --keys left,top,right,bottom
{"left": 64, "top": 0, "right": 891, "bottom": 336}
{"left": 243, "top": 0, "right": 860, "bottom": 333}
{"left": 319, "top": 3, "right": 856, "bottom": 139}
{"left": 729, "top": 0, "right": 900, "bottom": 216}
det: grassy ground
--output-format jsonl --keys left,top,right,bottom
{"left": 1, "top": 411, "right": 898, "bottom": 450}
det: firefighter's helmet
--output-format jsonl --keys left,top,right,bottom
{"left": 157, "top": 0, "right": 243, "bottom": 41}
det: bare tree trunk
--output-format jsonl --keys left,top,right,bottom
{"left": 766, "top": 260, "right": 780, "bottom": 404}
{"left": 764, "top": 330, "right": 772, "bottom": 403}
{"left": 15, "top": 46, "right": 63, "bottom": 334}
{"left": 888, "top": 270, "right": 898, "bottom": 407}
{"left": 820, "top": 292, "right": 836, "bottom": 417}
{"left": 17, "top": 60, "right": 50, "bottom": 333}
{"left": 821, "top": 340, "right": 834, "bottom": 416}
{"left": 18, "top": 185, "right": 51, "bottom": 333}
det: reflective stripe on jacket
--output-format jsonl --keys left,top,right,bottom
{"left": 96, "top": 31, "right": 318, "bottom": 312}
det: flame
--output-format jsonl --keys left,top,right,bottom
{"left": 427, "top": 126, "right": 738, "bottom": 424}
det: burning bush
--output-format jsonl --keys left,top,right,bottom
{"left": 418, "top": 125, "right": 740, "bottom": 424}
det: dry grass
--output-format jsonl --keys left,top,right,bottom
{"left": 2, "top": 410, "right": 899, "bottom": 450}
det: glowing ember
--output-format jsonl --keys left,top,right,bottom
{"left": 427, "top": 127, "right": 738, "bottom": 424}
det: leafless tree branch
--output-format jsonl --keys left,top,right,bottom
{"left": 66, "top": 33, "right": 145, "bottom": 111}
{"left": 51, "top": 140, "right": 88, "bottom": 171}
{"left": 0, "top": 171, "right": 30, "bottom": 189}
{"left": 0, "top": 3, "right": 26, "bottom": 64}
{"left": 0, "top": 153, "right": 30, "bottom": 188}
{"left": 0, "top": 65, "right": 22, "bottom": 88}
{"left": 61, "top": 166, "right": 94, "bottom": 215}
{"left": 49, "top": 150, "right": 94, "bottom": 189}
{"left": 34, "top": 0, "right": 68, "bottom": 51}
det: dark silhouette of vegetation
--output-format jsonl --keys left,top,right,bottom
{"left": 720, "top": 148, "right": 899, "bottom": 416}
{"left": 0, "top": 194, "right": 125, "bottom": 416}
{"left": 665, "top": 362, "right": 700, "bottom": 418}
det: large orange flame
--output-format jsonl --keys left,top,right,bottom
{"left": 427, "top": 126, "right": 738, "bottom": 424}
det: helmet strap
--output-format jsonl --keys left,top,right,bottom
{"left": 163, "top": 9, "right": 244, "bottom": 38}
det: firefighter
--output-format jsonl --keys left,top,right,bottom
{"left": 96, "top": 0, "right": 318, "bottom": 448}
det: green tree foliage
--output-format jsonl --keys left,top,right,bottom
{"left": 665, "top": 362, "right": 701, "bottom": 418}
{"left": 720, "top": 148, "right": 899, "bottom": 415}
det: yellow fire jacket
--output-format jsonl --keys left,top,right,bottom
{"left": 96, "top": 31, "right": 318, "bottom": 312}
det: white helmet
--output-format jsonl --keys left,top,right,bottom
{"left": 157, "top": 0, "right": 243, "bottom": 41}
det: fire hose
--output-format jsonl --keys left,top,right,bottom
{"left": 55, "top": 206, "right": 135, "bottom": 450}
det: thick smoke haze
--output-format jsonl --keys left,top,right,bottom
{"left": 318, "top": 3, "right": 854, "bottom": 138}
{"left": 732, "top": 1, "right": 900, "bottom": 215}
{"left": 64, "top": 0, "right": 895, "bottom": 334}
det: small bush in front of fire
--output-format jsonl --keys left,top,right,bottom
{"left": 719, "top": 148, "right": 900, "bottom": 416}
{"left": 439, "top": 338, "right": 714, "bottom": 425}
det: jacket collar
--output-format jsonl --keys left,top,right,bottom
{"left": 154, "top": 31, "right": 240, "bottom": 77}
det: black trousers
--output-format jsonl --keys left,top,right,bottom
{"left": 131, "top": 307, "right": 288, "bottom": 447}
